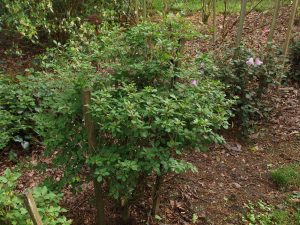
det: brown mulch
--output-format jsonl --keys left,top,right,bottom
{"left": 185, "top": 6, "right": 300, "bottom": 56}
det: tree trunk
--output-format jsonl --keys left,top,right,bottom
{"left": 268, "top": 0, "right": 281, "bottom": 43}
{"left": 121, "top": 199, "right": 130, "bottom": 224}
{"left": 236, "top": 0, "right": 247, "bottom": 46}
{"left": 143, "top": 0, "right": 147, "bottom": 19}
{"left": 151, "top": 173, "right": 164, "bottom": 216}
{"left": 135, "top": 0, "right": 139, "bottom": 23}
{"left": 283, "top": 0, "right": 299, "bottom": 56}
{"left": 94, "top": 180, "right": 106, "bottom": 225}
{"left": 82, "top": 89, "right": 105, "bottom": 225}
{"left": 212, "top": 0, "right": 217, "bottom": 42}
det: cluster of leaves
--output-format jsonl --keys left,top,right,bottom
{"left": 0, "top": 75, "right": 36, "bottom": 150}
{"left": 30, "top": 15, "right": 233, "bottom": 216}
{"left": 199, "top": 45, "right": 284, "bottom": 134}
{"left": 0, "top": 169, "right": 71, "bottom": 225}
{"left": 243, "top": 200, "right": 300, "bottom": 225}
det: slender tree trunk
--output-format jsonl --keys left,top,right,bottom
{"left": 121, "top": 198, "right": 130, "bottom": 224}
{"left": 236, "top": 0, "right": 247, "bottom": 46}
{"left": 268, "top": 0, "right": 281, "bottom": 43}
{"left": 212, "top": 0, "right": 217, "bottom": 42}
{"left": 82, "top": 89, "right": 105, "bottom": 225}
{"left": 222, "top": 0, "right": 227, "bottom": 38}
{"left": 143, "top": 0, "right": 147, "bottom": 19}
{"left": 93, "top": 180, "right": 106, "bottom": 225}
{"left": 283, "top": 0, "right": 299, "bottom": 56}
{"left": 135, "top": 0, "right": 139, "bottom": 23}
{"left": 151, "top": 173, "right": 164, "bottom": 216}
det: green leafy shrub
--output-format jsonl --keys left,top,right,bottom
{"left": 202, "top": 46, "right": 284, "bottom": 134}
{"left": 0, "top": 75, "right": 36, "bottom": 150}
{"left": 288, "top": 40, "right": 300, "bottom": 83}
{"left": 270, "top": 164, "right": 300, "bottom": 189}
{"left": 89, "top": 80, "right": 231, "bottom": 200}
{"left": 0, "top": 169, "right": 71, "bottom": 225}
{"left": 32, "top": 16, "right": 233, "bottom": 219}
{"left": 243, "top": 200, "right": 300, "bottom": 225}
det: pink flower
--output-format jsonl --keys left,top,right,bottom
{"left": 263, "top": 28, "right": 270, "bottom": 34}
{"left": 254, "top": 58, "right": 263, "bottom": 66}
{"left": 246, "top": 57, "right": 254, "bottom": 66}
{"left": 191, "top": 79, "right": 198, "bottom": 86}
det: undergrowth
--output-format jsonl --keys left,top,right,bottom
{"left": 243, "top": 198, "right": 300, "bottom": 225}
{"left": 270, "top": 164, "right": 300, "bottom": 189}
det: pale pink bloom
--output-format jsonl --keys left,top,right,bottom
{"left": 191, "top": 79, "right": 198, "bottom": 86}
{"left": 200, "top": 63, "right": 205, "bottom": 69}
{"left": 246, "top": 57, "right": 255, "bottom": 66}
{"left": 254, "top": 58, "right": 263, "bottom": 66}
{"left": 263, "top": 28, "right": 270, "bottom": 34}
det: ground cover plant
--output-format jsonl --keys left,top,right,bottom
{"left": 270, "top": 164, "right": 300, "bottom": 189}
{"left": 0, "top": 169, "right": 71, "bottom": 225}
{"left": 243, "top": 200, "right": 300, "bottom": 225}
{"left": 0, "top": 75, "right": 36, "bottom": 150}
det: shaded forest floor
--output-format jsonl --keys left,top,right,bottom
{"left": 0, "top": 6, "right": 299, "bottom": 225}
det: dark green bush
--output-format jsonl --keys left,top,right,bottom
{"left": 199, "top": 46, "right": 284, "bottom": 134}
{"left": 0, "top": 75, "right": 36, "bottom": 150}
{"left": 89, "top": 79, "right": 232, "bottom": 200}
{"left": 31, "top": 16, "right": 233, "bottom": 218}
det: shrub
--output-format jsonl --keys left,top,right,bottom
{"left": 0, "top": 74, "right": 36, "bottom": 150}
{"left": 270, "top": 164, "right": 300, "bottom": 189}
{"left": 32, "top": 16, "right": 233, "bottom": 221}
{"left": 89, "top": 79, "right": 231, "bottom": 200}
{"left": 201, "top": 45, "right": 284, "bottom": 134}
{"left": 0, "top": 169, "right": 71, "bottom": 225}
